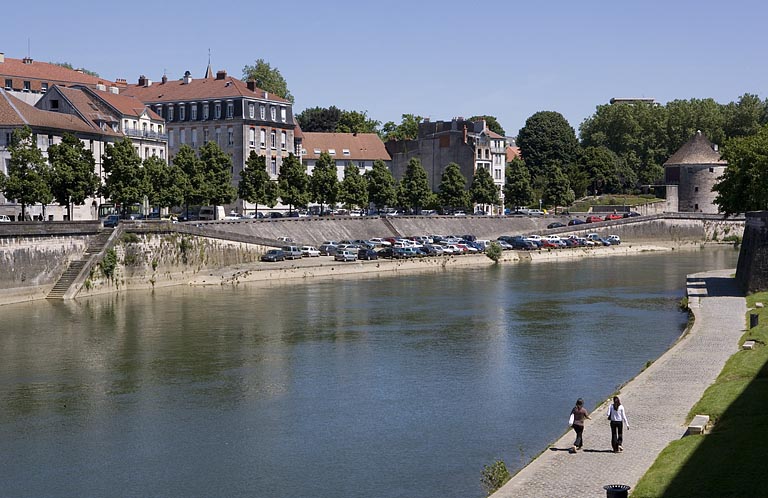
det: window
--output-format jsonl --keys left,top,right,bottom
{"left": 249, "top": 103, "right": 255, "bottom": 119}
{"left": 477, "top": 149, "right": 482, "bottom": 159}
{"left": 203, "top": 128, "right": 209, "bottom": 143}
{"left": 160, "top": 150, "right": 165, "bottom": 159}
{"left": 270, "top": 158, "right": 277, "bottom": 176}
{"left": 270, "top": 131, "right": 276, "bottom": 149}
{"left": 260, "top": 105, "right": 265, "bottom": 120}
{"left": 191, "top": 129, "right": 197, "bottom": 147}
{"left": 179, "top": 105, "right": 185, "bottom": 121}
{"left": 41, "top": 83, "right": 48, "bottom": 93}
{"left": 328, "top": 149, "right": 336, "bottom": 155}
{"left": 226, "top": 101, "right": 234, "bottom": 119}
{"left": 260, "top": 129, "right": 266, "bottom": 148}
{"left": 156, "top": 104, "right": 162, "bottom": 116}
{"left": 50, "top": 99, "right": 59, "bottom": 110}
{"left": 158, "top": 125, "right": 163, "bottom": 134}
{"left": 48, "top": 135, "right": 54, "bottom": 146}
{"left": 280, "top": 107, "right": 286, "bottom": 122}
{"left": 180, "top": 129, "right": 186, "bottom": 144}
{"left": 215, "top": 127, "right": 221, "bottom": 145}
{"left": 494, "top": 169, "right": 501, "bottom": 180}
{"left": 4, "top": 79, "right": 11, "bottom": 90}
{"left": 281, "top": 131, "right": 286, "bottom": 150}
{"left": 485, "top": 149, "right": 490, "bottom": 159}
{"left": 169, "top": 130, "right": 175, "bottom": 147}
{"left": 23, "top": 81, "right": 30, "bottom": 92}
{"left": 191, "top": 104, "right": 197, "bottom": 121}
{"left": 249, "top": 128, "right": 255, "bottom": 146}
{"left": 270, "top": 106, "right": 276, "bottom": 121}
{"left": 342, "top": 149, "right": 350, "bottom": 156}
{"left": 215, "top": 102, "right": 221, "bottom": 119}
{"left": 168, "top": 106, "right": 174, "bottom": 121}
{"left": 203, "top": 103, "right": 209, "bottom": 120}
{"left": 694, "top": 186, "right": 699, "bottom": 192}
{"left": 145, "top": 147, "right": 149, "bottom": 158}
{"left": 313, "top": 148, "right": 321, "bottom": 155}
{"left": 228, "top": 128, "right": 234, "bottom": 146}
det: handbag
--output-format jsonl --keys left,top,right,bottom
{"left": 568, "top": 413, "right": 574, "bottom": 426}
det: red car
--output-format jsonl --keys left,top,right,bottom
{"left": 604, "top": 214, "right": 623, "bottom": 221}
{"left": 585, "top": 215, "right": 603, "bottom": 223}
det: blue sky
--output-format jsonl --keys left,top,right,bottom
{"left": 5, "top": 0, "right": 768, "bottom": 137}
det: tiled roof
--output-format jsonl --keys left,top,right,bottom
{"left": 302, "top": 132, "right": 391, "bottom": 161}
{"left": 0, "top": 88, "right": 110, "bottom": 135}
{"left": 664, "top": 131, "right": 727, "bottom": 166}
{"left": 0, "top": 56, "right": 113, "bottom": 92}
{"left": 121, "top": 73, "right": 290, "bottom": 104}
{"left": 506, "top": 145, "right": 521, "bottom": 162}
{"left": 82, "top": 87, "right": 162, "bottom": 120}
{"left": 487, "top": 130, "right": 505, "bottom": 139}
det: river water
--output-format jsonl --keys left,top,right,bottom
{"left": 0, "top": 248, "right": 738, "bottom": 498}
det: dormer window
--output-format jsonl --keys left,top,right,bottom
{"left": 41, "top": 83, "right": 48, "bottom": 93}
{"left": 203, "top": 103, "right": 209, "bottom": 120}
{"left": 215, "top": 102, "right": 221, "bottom": 119}
{"left": 190, "top": 104, "right": 197, "bottom": 121}
{"left": 342, "top": 149, "right": 350, "bottom": 156}
{"left": 260, "top": 105, "right": 265, "bottom": 120}
{"left": 249, "top": 103, "right": 255, "bottom": 119}
{"left": 179, "top": 105, "right": 186, "bottom": 121}
{"left": 280, "top": 107, "right": 286, "bottom": 122}
{"left": 23, "top": 81, "right": 31, "bottom": 92}
{"left": 270, "top": 106, "right": 276, "bottom": 121}
{"left": 313, "top": 149, "right": 321, "bottom": 155}
{"left": 328, "top": 149, "right": 336, "bottom": 155}
{"left": 226, "top": 101, "right": 234, "bottom": 119}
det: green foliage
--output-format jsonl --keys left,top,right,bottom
{"left": 242, "top": 59, "right": 293, "bottom": 103}
{"left": 438, "top": 162, "right": 470, "bottom": 212}
{"left": 576, "top": 145, "right": 636, "bottom": 195}
{"left": 144, "top": 155, "right": 186, "bottom": 209}
{"left": 198, "top": 141, "right": 236, "bottom": 206}
{"left": 714, "top": 125, "right": 768, "bottom": 215}
{"left": 365, "top": 160, "right": 397, "bottom": 210}
{"left": 723, "top": 93, "right": 768, "bottom": 139}
{"left": 517, "top": 111, "right": 578, "bottom": 179}
{"left": 398, "top": 157, "right": 431, "bottom": 212}
{"left": 469, "top": 115, "right": 505, "bottom": 136}
{"left": 47, "top": 133, "right": 99, "bottom": 220}
{"left": 238, "top": 151, "right": 274, "bottom": 215}
{"left": 480, "top": 459, "right": 511, "bottom": 496}
{"left": 309, "top": 152, "right": 339, "bottom": 211}
{"left": 470, "top": 166, "right": 500, "bottom": 206}
{"left": 296, "top": 106, "right": 380, "bottom": 134}
{"left": 338, "top": 163, "right": 368, "bottom": 209}
{"left": 504, "top": 158, "right": 534, "bottom": 209}
{"left": 102, "top": 137, "right": 146, "bottom": 215}
{"left": 278, "top": 153, "right": 309, "bottom": 210}
{"left": 52, "top": 61, "right": 99, "bottom": 77}
{"left": 485, "top": 241, "right": 502, "bottom": 263}
{"left": 3, "top": 126, "right": 52, "bottom": 219}
{"left": 121, "top": 232, "right": 140, "bottom": 244}
{"left": 99, "top": 248, "right": 118, "bottom": 280}
{"left": 542, "top": 163, "right": 575, "bottom": 210}
{"left": 381, "top": 114, "right": 422, "bottom": 141}
{"left": 172, "top": 144, "right": 205, "bottom": 209}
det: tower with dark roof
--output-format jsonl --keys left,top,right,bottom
{"left": 663, "top": 131, "right": 727, "bottom": 213}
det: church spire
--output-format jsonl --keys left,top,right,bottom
{"left": 204, "top": 48, "right": 213, "bottom": 79}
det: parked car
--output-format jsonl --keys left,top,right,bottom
{"left": 318, "top": 244, "right": 338, "bottom": 256}
{"left": 277, "top": 236, "right": 293, "bottom": 243}
{"left": 369, "top": 238, "right": 392, "bottom": 247}
{"left": 567, "top": 219, "right": 586, "bottom": 226}
{"left": 623, "top": 211, "right": 641, "bottom": 218}
{"left": 335, "top": 249, "right": 358, "bottom": 262}
{"left": 604, "top": 213, "right": 623, "bottom": 221}
{"left": 0, "top": 215, "right": 11, "bottom": 222}
{"left": 281, "top": 245, "right": 303, "bottom": 260}
{"left": 300, "top": 245, "right": 321, "bottom": 257}
{"left": 377, "top": 247, "right": 395, "bottom": 259}
{"left": 103, "top": 214, "right": 120, "bottom": 228}
{"left": 607, "top": 235, "right": 621, "bottom": 245}
{"left": 527, "top": 209, "right": 545, "bottom": 216}
{"left": 261, "top": 249, "right": 286, "bottom": 262}
{"left": 358, "top": 248, "right": 379, "bottom": 260}
{"left": 585, "top": 215, "right": 603, "bottom": 223}
{"left": 547, "top": 222, "right": 565, "bottom": 229}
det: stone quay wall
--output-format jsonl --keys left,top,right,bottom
{"left": 736, "top": 211, "right": 768, "bottom": 294}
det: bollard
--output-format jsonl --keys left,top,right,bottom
{"left": 604, "top": 484, "right": 631, "bottom": 498}
{"left": 750, "top": 312, "right": 759, "bottom": 329}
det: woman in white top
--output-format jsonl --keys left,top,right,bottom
{"left": 608, "top": 396, "right": 630, "bottom": 452}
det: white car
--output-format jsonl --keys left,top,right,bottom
{"left": 0, "top": 215, "right": 11, "bottom": 222}
{"left": 369, "top": 238, "right": 391, "bottom": 247}
{"left": 300, "top": 245, "right": 321, "bottom": 257}
{"left": 607, "top": 235, "right": 621, "bottom": 245}
{"left": 334, "top": 249, "right": 358, "bottom": 262}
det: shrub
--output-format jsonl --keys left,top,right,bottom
{"left": 100, "top": 248, "right": 118, "bottom": 280}
{"left": 480, "top": 459, "right": 511, "bottom": 496}
{"left": 121, "top": 232, "right": 140, "bottom": 244}
{"left": 485, "top": 242, "right": 503, "bottom": 263}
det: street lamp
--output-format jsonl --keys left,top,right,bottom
{"left": 539, "top": 198, "right": 543, "bottom": 212}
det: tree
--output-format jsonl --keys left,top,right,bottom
{"left": 723, "top": 93, "right": 768, "bottom": 139}
{"left": 713, "top": 125, "right": 768, "bottom": 216}
{"left": 295, "top": 106, "right": 342, "bottom": 132}
{"left": 504, "top": 157, "right": 534, "bottom": 209}
{"left": 238, "top": 151, "right": 273, "bottom": 216}
{"left": 309, "top": 152, "right": 339, "bottom": 214}
{"left": 438, "top": 162, "right": 469, "bottom": 212}
{"left": 364, "top": 160, "right": 397, "bottom": 211}
{"left": 381, "top": 114, "right": 422, "bottom": 141}
{"left": 398, "top": 157, "right": 431, "bottom": 213}
{"left": 144, "top": 155, "right": 186, "bottom": 210}
{"left": 337, "top": 110, "right": 380, "bottom": 134}
{"left": 2, "top": 126, "right": 51, "bottom": 220}
{"left": 242, "top": 59, "right": 294, "bottom": 103}
{"left": 278, "top": 153, "right": 309, "bottom": 212}
{"left": 470, "top": 166, "right": 500, "bottom": 208}
{"left": 102, "top": 137, "right": 146, "bottom": 217}
{"left": 469, "top": 115, "right": 505, "bottom": 136}
{"left": 47, "top": 133, "right": 99, "bottom": 221}
{"left": 666, "top": 98, "right": 725, "bottom": 152}
{"left": 541, "top": 163, "right": 574, "bottom": 212}
{"left": 198, "top": 141, "right": 236, "bottom": 206}
{"left": 172, "top": 145, "right": 205, "bottom": 216}
{"left": 576, "top": 146, "right": 635, "bottom": 195}
{"left": 338, "top": 163, "right": 368, "bottom": 209}
{"left": 52, "top": 61, "right": 99, "bottom": 77}
{"left": 517, "top": 111, "right": 579, "bottom": 179}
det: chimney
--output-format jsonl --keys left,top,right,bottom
{"left": 0, "top": 53, "right": 4, "bottom": 63}
{"left": 264, "top": 91, "right": 269, "bottom": 99}
{"left": 109, "top": 86, "right": 119, "bottom": 94}
{"left": 96, "top": 83, "right": 106, "bottom": 91}
{"left": 115, "top": 78, "right": 127, "bottom": 87}
{"left": 138, "top": 75, "right": 147, "bottom": 86}
{"left": 161, "top": 74, "right": 168, "bottom": 84}
{"left": 183, "top": 70, "right": 192, "bottom": 84}
{"left": 144, "top": 78, "right": 152, "bottom": 87}
{"left": 216, "top": 70, "right": 227, "bottom": 80}
{"left": 22, "top": 57, "right": 33, "bottom": 65}
{"left": 247, "top": 79, "right": 256, "bottom": 91}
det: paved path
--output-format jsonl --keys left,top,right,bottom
{"left": 493, "top": 269, "right": 746, "bottom": 498}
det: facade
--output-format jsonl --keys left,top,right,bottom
{"left": 0, "top": 53, "right": 115, "bottom": 105}
{"left": 663, "top": 131, "right": 727, "bottom": 214}
{"left": 121, "top": 67, "right": 297, "bottom": 212}
{"left": 0, "top": 88, "right": 119, "bottom": 220}
{"left": 301, "top": 132, "right": 391, "bottom": 179}
{"left": 385, "top": 118, "right": 506, "bottom": 213}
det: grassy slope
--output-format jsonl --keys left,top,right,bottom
{"left": 632, "top": 293, "right": 768, "bottom": 497}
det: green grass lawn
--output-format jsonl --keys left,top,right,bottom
{"left": 632, "top": 293, "right": 768, "bottom": 498}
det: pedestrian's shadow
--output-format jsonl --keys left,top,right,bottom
{"left": 549, "top": 447, "right": 573, "bottom": 452}
{"left": 582, "top": 449, "right": 615, "bottom": 453}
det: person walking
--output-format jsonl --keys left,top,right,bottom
{"left": 608, "top": 396, "right": 630, "bottom": 452}
{"left": 568, "top": 398, "right": 591, "bottom": 452}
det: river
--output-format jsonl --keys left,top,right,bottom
{"left": 0, "top": 247, "right": 738, "bottom": 498}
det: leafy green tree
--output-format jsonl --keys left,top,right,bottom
{"left": 238, "top": 151, "right": 273, "bottom": 216}
{"left": 295, "top": 106, "right": 342, "bottom": 132}
{"left": 398, "top": 157, "right": 431, "bottom": 213}
{"left": 576, "top": 146, "right": 636, "bottom": 195}
{"left": 278, "top": 153, "right": 309, "bottom": 212}
{"left": 47, "top": 133, "right": 99, "bottom": 220}
{"left": 144, "top": 155, "right": 186, "bottom": 210}
{"left": 242, "top": 59, "right": 293, "bottom": 103}
{"left": 666, "top": 98, "right": 725, "bottom": 152}
{"left": 469, "top": 115, "right": 505, "bottom": 136}
{"left": 102, "top": 137, "right": 146, "bottom": 218}
{"left": 2, "top": 126, "right": 52, "bottom": 220}
{"left": 503, "top": 157, "right": 534, "bottom": 209}
{"left": 309, "top": 152, "right": 339, "bottom": 214}
{"left": 338, "top": 163, "right": 368, "bottom": 210}
{"left": 381, "top": 114, "right": 422, "bottom": 141}
{"left": 470, "top": 166, "right": 500, "bottom": 208}
{"left": 337, "top": 110, "right": 380, "bottom": 134}
{"left": 172, "top": 145, "right": 205, "bottom": 216}
{"left": 517, "top": 111, "right": 579, "bottom": 179}
{"left": 364, "top": 160, "right": 397, "bottom": 211}
{"left": 723, "top": 93, "right": 767, "bottom": 139}
{"left": 198, "top": 141, "right": 236, "bottom": 206}
{"left": 713, "top": 125, "right": 768, "bottom": 216}
{"left": 438, "top": 162, "right": 469, "bottom": 212}
{"left": 52, "top": 61, "right": 99, "bottom": 77}
{"left": 541, "top": 163, "right": 574, "bottom": 212}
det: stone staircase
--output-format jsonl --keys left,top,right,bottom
{"left": 380, "top": 216, "right": 402, "bottom": 237}
{"left": 47, "top": 229, "right": 113, "bottom": 299}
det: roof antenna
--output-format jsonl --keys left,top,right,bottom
{"left": 27, "top": 38, "right": 31, "bottom": 58}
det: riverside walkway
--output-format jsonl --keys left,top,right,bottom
{"left": 493, "top": 269, "right": 746, "bottom": 498}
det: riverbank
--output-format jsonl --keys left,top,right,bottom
{"left": 491, "top": 269, "right": 746, "bottom": 498}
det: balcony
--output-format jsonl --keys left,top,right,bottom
{"left": 124, "top": 128, "right": 169, "bottom": 141}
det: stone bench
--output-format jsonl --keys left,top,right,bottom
{"left": 743, "top": 340, "right": 756, "bottom": 350}
{"left": 688, "top": 414, "right": 710, "bottom": 435}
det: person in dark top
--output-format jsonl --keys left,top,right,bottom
{"left": 569, "top": 398, "right": 591, "bottom": 452}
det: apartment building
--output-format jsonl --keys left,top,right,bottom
{"left": 301, "top": 132, "right": 391, "bottom": 179}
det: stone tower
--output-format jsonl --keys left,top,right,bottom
{"left": 663, "top": 131, "right": 727, "bottom": 213}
